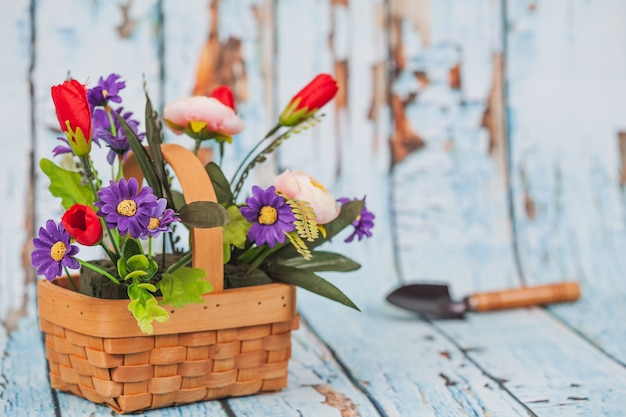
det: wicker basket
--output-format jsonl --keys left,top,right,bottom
{"left": 37, "top": 144, "right": 300, "bottom": 414}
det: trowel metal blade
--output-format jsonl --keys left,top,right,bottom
{"left": 386, "top": 283, "right": 467, "bottom": 319}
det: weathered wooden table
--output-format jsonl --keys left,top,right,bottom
{"left": 3, "top": 0, "right": 626, "bottom": 415}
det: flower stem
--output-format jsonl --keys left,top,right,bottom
{"left": 79, "top": 155, "right": 95, "bottom": 182}
{"left": 77, "top": 259, "right": 121, "bottom": 285}
{"left": 231, "top": 124, "right": 300, "bottom": 201}
{"left": 165, "top": 252, "right": 192, "bottom": 274}
{"left": 230, "top": 122, "right": 282, "bottom": 187}
{"left": 63, "top": 266, "right": 79, "bottom": 292}
{"left": 193, "top": 140, "right": 201, "bottom": 156}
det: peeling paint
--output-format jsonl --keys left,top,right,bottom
{"left": 116, "top": 0, "right": 138, "bottom": 39}
{"left": 193, "top": 0, "right": 248, "bottom": 100}
{"left": 314, "top": 384, "right": 360, "bottom": 417}
{"left": 482, "top": 54, "right": 507, "bottom": 174}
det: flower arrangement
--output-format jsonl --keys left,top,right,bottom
{"left": 32, "top": 73, "right": 374, "bottom": 334}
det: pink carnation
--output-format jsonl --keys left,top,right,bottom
{"left": 163, "top": 96, "right": 244, "bottom": 136}
{"left": 274, "top": 170, "right": 340, "bottom": 224}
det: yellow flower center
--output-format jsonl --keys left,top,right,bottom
{"left": 117, "top": 200, "right": 137, "bottom": 217}
{"left": 258, "top": 206, "right": 278, "bottom": 225}
{"left": 189, "top": 120, "right": 207, "bottom": 133}
{"left": 50, "top": 241, "right": 67, "bottom": 261}
{"left": 148, "top": 217, "right": 160, "bottom": 231}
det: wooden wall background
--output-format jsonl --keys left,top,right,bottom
{"left": 2, "top": 0, "right": 626, "bottom": 415}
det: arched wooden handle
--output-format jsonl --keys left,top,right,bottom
{"left": 123, "top": 143, "right": 224, "bottom": 292}
{"left": 466, "top": 281, "right": 580, "bottom": 312}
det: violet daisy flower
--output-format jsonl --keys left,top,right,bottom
{"left": 338, "top": 196, "right": 375, "bottom": 243}
{"left": 92, "top": 107, "right": 145, "bottom": 164}
{"left": 87, "top": 74, "right": 126, "bottom": 109}
{"left": 140, "top": 198, "right": 179, "bottom": 239}
{"left": 95, "top": 177, "right": 158, "bottom": 238}
{"left": 240, "top": 186, "right": 296, "bottom": 247}
{"left": 31, "top": 220, "right": 80, "bottom": 281}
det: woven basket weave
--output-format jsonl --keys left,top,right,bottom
{"left": 37, "top": 144, "right": 299, "bottom": 414}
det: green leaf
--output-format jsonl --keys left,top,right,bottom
{"left": 179, "top": 201, "right": 231, "bottom": 228}
{"left": 269, "top": 200, "right": 364, "bottom": 261}
{"left": 39, "top": 158, "right": 94, "bottom": 209}
{"left": 171, "top": 190, "right": 186, "bottom": 211}
{"left": 205, "top": 162, "right": 234, "bottom": 206}
{"left": 127, "top": 290, "right": 169, "bottom": 335}
{"left": 115, "top": 110, "right": 162, "bottom": 197}
{"left": 122, "top": 239, "right": 143, "bottom": 259}
{"left": 266, "top": 264, "right": 360, "bottom": 311}
{"left": 158, "top": 267, "right": 213, "bottom": 308}
{"left": 222, "top": 205, "right": 251, "bottom": 263}
{"left": 126, "top": 254, "right": 149, "bottom": 271}
{"left": 276, "top": 251, "right": 361, "bottom": 272}
{"left": 224, "top": 262, "right": 273, "bottom": 288}
{"left": 144, "top": 93, "right": 175, "bottom": 204}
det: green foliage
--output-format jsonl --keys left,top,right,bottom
{"left": 283, "top": 196, "right": 319, "bottom": 242}
{"left": 266, "top": 264, "right": 360, "bottom": 311}
{"left": 115, "top": 111, "right": 162, "bottom": 198}
{"left": 178, "top": 201, "right": 231, "bottom": 228}
{"left": 284, "top": 232, "right": 312, "bottom": 261}
{"left": 158, "top": 267, "right": 213, "bottom": 308}
{"left": 39, "top": 158, "right": 94, "bottom": 209}
{"left": 269, "top": 200, "right": 364, "bottom": 262}
{"left": 117, "top": 239, "right": 158, "bottom": 282}
{"left": 276, "top": 251, "right": 360, "bottom": 272}
{"left": 127, "top": 284, "right": 169, "bottom": 335}
{"left": 222, "top": 205, "right": 250, "bottom": 263}
{"left": 205, "top": 162, "right": 234, "bottom": 206}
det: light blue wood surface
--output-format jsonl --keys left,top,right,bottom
{"left": 2, "top": 0, "right": 626, "bottom": 416}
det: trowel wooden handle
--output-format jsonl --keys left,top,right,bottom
{"left": 466, "top": 281, "right": 581, "bottom": 312}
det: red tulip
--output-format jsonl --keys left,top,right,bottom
{"left": 51, "top": 79, "right": 92, "bottom": 156}
{"left": 210, "top": 85, "right": 236, "bottom": 111}
{"left": 62, "top": 204, "right": 103, "bottom": 246}
{"left": 279, "top": 73, "right": 338, "bottom": 126}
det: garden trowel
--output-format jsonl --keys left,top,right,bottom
{"left": 386, "top": 281, "right": 581, "bottom": 319}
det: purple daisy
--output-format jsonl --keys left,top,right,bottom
{"left": 31, "top": 220, "right": 80, "bottom": 281}
{"left": 338, "top": 196, "right": 375, "bottom": 243}
{"left": 87, "top": 74, "right": 126, "bottom": 109}
{"left": 92, "top": 107, "right": 145, "bottom": 164}
{"left": 240, "top": 186, "right": 296, "bottom": 247}
{"left": 95, "top": 177, "right": 158, "bottom": 238}
{"left": 140, "top": 198, "right": 179, "bottom": 239}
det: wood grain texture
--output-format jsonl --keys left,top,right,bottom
{"left": 438, "top": 309, "right": 626, "bottom": 416}
{"left": 0, "top": 0, "right": 32, "bottom": 326}
{"left": 3, "top": 0, "right": 626, "bottom": 415}
{"left": 506, "top": 0, "right": 626, "bottom": 364}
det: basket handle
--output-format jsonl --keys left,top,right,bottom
{"left": 122, "top": 143, "right": 224, "bottom": 292}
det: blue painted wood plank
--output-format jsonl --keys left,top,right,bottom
{"left": 0, "top": 0, "right": 32, "bottom": 323}
{"left": 505, "top": 0, "right": 626, "bottom": 364}
{"left": 390, "top": 0, "right": 520, "bottom": 294}
{"left": 1, "top": 285, "right": 57, "bottom": 416}
{"left": 438, "top": 308, "right": 626, "bottom": 416}
{"left": 274, "top": 1, "right": 536, "bottom": 415}
{"left": 0, "top": 1, "right": 58, "bottom": 414}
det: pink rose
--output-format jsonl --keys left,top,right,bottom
{"left": 274, "top": 170, "right": 340, "bottom": 224}
{"left": 163, "top": 96, "right": 244, "bottom": 139}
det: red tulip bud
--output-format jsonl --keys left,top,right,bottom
{"left": 61, "top": 204, "right": 103, "bottom": 246}
{"left": 279, "top": 73, "right": 338, "bottom": 126}
{"left": 51, "top": 80, "right": 92, "bottom": 156}
{"left": 210, "top": 85, "right": 236, "bottom": 111}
